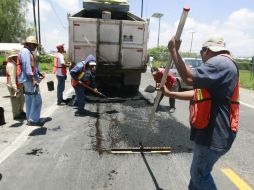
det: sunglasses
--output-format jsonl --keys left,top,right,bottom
{"left": 200, "top": 47, "right": 208, "bottom": 54}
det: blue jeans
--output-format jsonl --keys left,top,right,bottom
{"left": 74, "top": 85, "right": 86, "bottom": 112}
{"left": 57, "top": 75, "right": 66, "bottom": 103}
{"left": 188, "top": 143, "right": 227, "bottom": 190}
{"left": 23, "top": 81, "right": 42, "bottom": 123}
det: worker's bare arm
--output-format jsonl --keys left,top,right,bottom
{"left": 158, "top": 85, "right": 194, "bottom": 100}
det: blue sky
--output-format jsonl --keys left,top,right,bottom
{"left": 28, "top": 0, "right": 254, "bottom": 57}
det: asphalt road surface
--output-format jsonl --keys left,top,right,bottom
{"left": 0, "top": 70, "right": 253, "bottom": 190}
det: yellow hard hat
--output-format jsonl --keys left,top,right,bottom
{"left": 22, "top": 36, "right": 38, "bottom": 45}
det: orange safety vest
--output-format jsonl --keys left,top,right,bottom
{"left": 71, "top": 66, "right": 94, "bottom": 87}
{"left": 6, "top": 62, "right": 21, "bottom": 88}
{"left": 189, "top": 55, "right": 239, "bottom": 132}
{"left": 53, "top": 53, "right": 67, "bottom": 76}
{"left": 189, "top": 88, "right": 212, "bottom": 129}
{"left": 16, "top": 52, "right": 36, "bottom": 77}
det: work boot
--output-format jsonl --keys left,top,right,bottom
{"left": 14, "top": 114, "right": 26, "bottom": 120}
{"left": 169, "top": 107, "right": 176, "bottom": 113}
{"left": 20, "top": 112, "right": 26, "bottom": 116}
{"left": 75, "top": 110, "right": 88, "bottom": 116}
{"left": 27, "top": 121, "right": 43, "bottom": 126}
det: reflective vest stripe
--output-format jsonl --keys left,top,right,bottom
{"left": 77, "top": 72, "right": 85, "bottom": 80}
{"left": 197, "top": 89, "right": 203, "bottom": 100}
{"left": 71, "top": 66, "right": 87, "bottom": 87}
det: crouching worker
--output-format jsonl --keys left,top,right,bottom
{"left": 70, "top": 54, "right": 98, "bottom": 116}
{"left": 6, "top": 51, "right": 25, "bottom": 120}
{"left": 152, "top": 67, "right": 178, "bottom": 113}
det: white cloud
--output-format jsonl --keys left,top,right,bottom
{"left": 40, "top": 0, "right": 52, "bottom": 21}
{"left": 26, "top": 0, "right": 52, "bottom": 22}
{"left": 42, "top": 28, "right": 68, "bottom": 52}
{"left": 149, "top": 9, "right": 254, "bottom": 57}
{"left": 56, "top": 0, "right": 81, "bottom": 14}
{"left": 226, "top": 8, "right": 254, "bottom": 31}
{"left": 35, "top": 1, "right": 254, "bottom": 57}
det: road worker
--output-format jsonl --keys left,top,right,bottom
{"left": 152, "top": 66, "right": 177, "bottom": 113}
{"left": 70, "top": 54, "right": 98, "bottom": 116}
{"left": 52, "top": 43, "right": 70, "bottom": 105}
{"left": 159, "top": 36, "right": 239, "bottom": 190}
{"left": 6, "top": 50, "right": 25, "bottom": 120}
{"left": 18, "top": 36, "right": 43, "bottom": 126}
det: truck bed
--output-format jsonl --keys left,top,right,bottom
{"left": 72, "top": 10, "right": 144, "bottom": 21}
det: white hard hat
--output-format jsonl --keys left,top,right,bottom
{"left": 88, "top": 61, "right": 96, "bottom": 66}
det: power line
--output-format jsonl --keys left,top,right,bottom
{"left": 48, "top": 0, "right": 68, "bottom": 30}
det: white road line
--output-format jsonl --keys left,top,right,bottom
{"left": 0, "top": 87, "right": 73, "bottom": 165}
{"left": 240, "top": 101, "right": 254, "bottom": 109}
{"left": 0, "top": 125, "right": 38, "bottom": 164}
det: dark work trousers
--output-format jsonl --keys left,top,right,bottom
{"left": 74, "top": 84, "right": 86, "bottom": 112}
{"left": 159, "top": 94, "right": 175, "bottom": 108}
{"left": 157, "top": 83, "right": 177, "bottom": 109}
{"left": 57, "top": 75, "right": 66, "bottom": 104}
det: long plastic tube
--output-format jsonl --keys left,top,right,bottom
{"left": 141, "top": 7, "right": 190, "bottom": 145}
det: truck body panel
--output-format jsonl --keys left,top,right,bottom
{"left": 68, "top": 6, "right": 149, "bottom": 90}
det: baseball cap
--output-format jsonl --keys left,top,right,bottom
{"left": 56, "top": 43, "right": 64, "bottom": 48}
{"left": 202, "top": 37, "right": 230, "bottom": 53}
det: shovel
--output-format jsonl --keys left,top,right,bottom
{"left": 78, "top": 81, "right": 107, "bottom": 98}
{"left": 78, "top": 81, "right": 129, "bottom": 103}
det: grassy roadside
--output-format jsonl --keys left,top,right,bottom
{"left": 151, "top": 61, "right": 254, "bottom": 90}
{"left": 1, "top": 56, "right": 254, "bottom": 90}
{"left": 239, "top": 70, "right": 254, "bottom": 90}
{"left": 39, "top": 62, "right": 53, "bottom": 73}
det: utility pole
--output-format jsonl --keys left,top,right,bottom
{"left": 32, "top": 0, "right": 38, "bottom": 43}
{"left": 152, "top": 13, "right": 163, "bottom": 48}
{"left": 38, "top": 0, "right": 41, "bottom": 46}
{"left": 141, "top": 0, "right": 143, "bottom": 18}
{"left": 189, "top": 30, "right": 195, "bottom": 53}
{"left": 38, "top": 0, "right": 41, "bottom": 53}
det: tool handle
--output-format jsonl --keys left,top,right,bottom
{"left": 142, "top": 7, "right": 190, "bottom": 145}
{"left": 98, "top": 92, "right": 107, "bottom": 98}
{"left": 160, "top": 6, "right": 190, "bottom": 88}
{"left": 78, "top": 81, "right": 106, "bottom": 98}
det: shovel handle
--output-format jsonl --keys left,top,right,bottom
{"left": 78, "top": 81, "right": 107, "bottom": 98}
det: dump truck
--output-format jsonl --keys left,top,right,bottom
{"left": 68, "top": 0, "right": 149, "bottom": 92}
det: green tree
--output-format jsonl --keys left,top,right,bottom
{"left": 0, "top": 0, "right": 33, "bottom": 42}
{"left": 148, "top": 46, "right": 200, "bottom": 62}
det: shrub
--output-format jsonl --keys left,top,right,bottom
{"left": 235, "top": 59, "right": 251, "bottom": 70}
{"left": 38, "top": 54, "right": 53, "bottom": 64}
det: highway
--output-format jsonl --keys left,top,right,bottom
{"left": 0, "top": 70, "right": 253, "bottom": 190}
